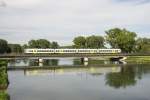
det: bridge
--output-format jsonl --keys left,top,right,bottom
{"left": 0, "top": 53, "right": 150, "bottom": 62}
{"left": 0, "top": 53, "right": 149, "bottom": 58}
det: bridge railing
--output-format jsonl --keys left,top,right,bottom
{"left": 0, "top": 53, "right": 150, "bottom": 58}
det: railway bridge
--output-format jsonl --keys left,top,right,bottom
{"left": 0, "top": 53, "right": 149, "bottom": 60}
{"left": 1, "top": 53, "right": 150, "bottom": 66}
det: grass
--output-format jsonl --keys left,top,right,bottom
{"left": 0, "top": 91, "right": 9, "bottom": 100}
{"left": 126, "top": 56, "right": 150, "bottom": 63}
{"left": 0, "top": 60, "right": 8, "bottom": 90}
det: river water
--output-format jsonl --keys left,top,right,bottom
{"left": 6, "top": 58, "right": 150, "bottom": 100}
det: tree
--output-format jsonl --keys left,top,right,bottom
{"left": 51, "top": 41, "right": 59, "bottom": 49}
{"left": 28, "top": 39, "right": 51, "bottom": 48}
{"left": 105, "top": 28, "right": 137, "bottom": 53}
{"left": 73, "top": 36, "right": 86, "bottom": 48}
{"left": 8, "top": 44, "right": 22, "bottom": 53}
{"left": 86, "top": 35, "right": 104, "bottom": 48}
{"left": 0, "top": 39, "right": 9, "bottom": 54}
{"left": 22, "top": 44, "right": 28, "bottom": 49}
{"left": 28, "top": 40, "right": 38, "bottom": 48}
{"left": 36, "top": 39, "right": 51, "bottom": 48}
{"left": 135, "top": 38, "right": 150, "bottom": 53}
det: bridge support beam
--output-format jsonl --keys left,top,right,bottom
{"left": 81, "top": 57, "right": 89, "bottom": 62}
{"left": 81, "top": 57, "right": 89, "bottom": 66}
{"left": 110, "top": 56, "right": 127, "bottom": 61}
{"left": 38, "top": 58, "right": 43, "bottom": 63}
{"left": 38, "top": 58, "right": 44, "bottom": 67}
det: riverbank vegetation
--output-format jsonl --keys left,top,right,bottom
{"left": 0, "top": 28, "right": 150, "bottom": 54}
{"left": 0, "top": 91, "right": 9, "bottom": 100}
{"left": 126, "top": 56, "right": 150, "bottom": 63}
{"left": 0, "top": 60, "right": 9, "bottom": 100}
{"left": 0, "top": 60, "right": 9, "bottom": 90}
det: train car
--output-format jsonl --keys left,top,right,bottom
{"left": 24, "top": 49, "right": 121, "bottom": 54}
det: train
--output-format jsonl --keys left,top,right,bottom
{"left": 24, "top": 49, "right": 121, "bottom": 54}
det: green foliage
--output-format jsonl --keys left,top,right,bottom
{"left": 27, "top": 39, "right": 59, "bottom": 49}
{"left": 73, "top": 35, "right": 104, "bottom": 48}
{"left": 22, "top": 44, "right": 28, "bottom": 49}
{"left": 105, "top": 28, "right": 137, "bottom": 53}
{"left": 0, "top": 39, "right": 9, "bottom": 54}
{"left": 135, "top": 38, "right": 150, "bottom": 53}
{"left": 28, "top": 39, "right": 51, "bottom": 48}
{"left": 73, "top": 36, "right": 86, "bottom": 48}
{"left": 0, "top": 28, "right": 150, "bottom": 53}
{"left": 0, "top": 91, "right": 9, "bottom": 100}
{"left": 0, "top": 61, "right": 8, "bottom": 89}
{"left": 8, "top": 44, "right": 22, "bottom": 53}
{"left": 51, "top": 41, "right": 59, "bottom": 49}
{"left": 86, "top": 35, "right": 104, "bottom": 48}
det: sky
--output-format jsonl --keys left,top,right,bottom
{"left": 0, "top": 0, "right": 150, "bottom": 45}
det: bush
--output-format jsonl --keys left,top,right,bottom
{"left": 0, "top": 61, "right": 8, "bottom": 90}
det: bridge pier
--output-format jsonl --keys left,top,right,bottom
{"left": 81, "top": 57, "right": 89, "bottom": 66}
{"left": 38, "top": 58, "right": 44, "bottom": 67}
{"left": 81, "top": 57, "right": 89, "bottom": 62}
{"left": 38, "top": 58, "right": 43, "bottom": 63}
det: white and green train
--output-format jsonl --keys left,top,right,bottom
{"left": 24, "top": 49, "right": 121, "bottom": 54}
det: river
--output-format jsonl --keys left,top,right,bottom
{"left": 6, "top": 58, "right": 150, "bottom": 100}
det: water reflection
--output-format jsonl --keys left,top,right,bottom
{"left": 7, "top": 63, "right": 150, "bottom": 100}
{"left": 105, "top": 64, "right": 150, "bottom": 88}
{"left": 24, "top": 66, "right": 121, "bottom": 76}
{"left": 105, "top": 66, "right": 137, "bottom": 88}
{"left": 22, "top": 64, "right": 150, "bottom": 89}
{"left": 8, "top": 58, "right": 128, "bottom": 68}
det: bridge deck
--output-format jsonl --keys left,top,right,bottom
{"left": 0, "top": 53, "right": 150, "bottom": 58}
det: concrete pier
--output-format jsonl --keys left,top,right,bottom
{"left": 81, "top": 57, "right": 89, "bottom": 66}
{"left": 38, "top": 58, "right": 43, "bottom": 63}
{"left": 81, "top": 57, "right": 89, "bottom": 62}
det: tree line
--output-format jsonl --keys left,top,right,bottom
{"left": 73, "top": 28, "right": 150, "bottom": 53}
{"left": 0, "top": 39, "right": 59, "bottom": 54}
{"left": 0, "top": 28, "right": 150, "bottom": 54}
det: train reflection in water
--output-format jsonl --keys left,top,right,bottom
{"left": 24, "top": 66, "right": 121, "bottom": 76}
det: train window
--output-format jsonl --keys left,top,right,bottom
{"left": 51, "top": 50, "right": 53, "bottom": 52}
{"left": 29, "top": 50, "right": 33, "bottom": 52}
{"left": 116, "top": 50, "right": 119, "bottom": 52}
{"left": 63, "top": 50, "right": 66, "bottom": 52}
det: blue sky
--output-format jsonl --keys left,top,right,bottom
{"left": 0, "top": 0, "right": 150, "bottom": 45}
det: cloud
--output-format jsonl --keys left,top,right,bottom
{"left": 0, "top": 0, "right": 150, "bottom": 45}
{"left": 113, "top": 0, "right": 150, "bottom": 4}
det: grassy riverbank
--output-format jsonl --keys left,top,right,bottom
{"left": 0, "top": 60, "right": 8, "bottom": 90}
{"left": 126, "top": 56, "right": 150, "bottom": 63}
{"left": 0, "top": 90, "right": 9, "bottom": 100}
{"left": 90, "top": 56, "right": 150, "bottom": 64}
